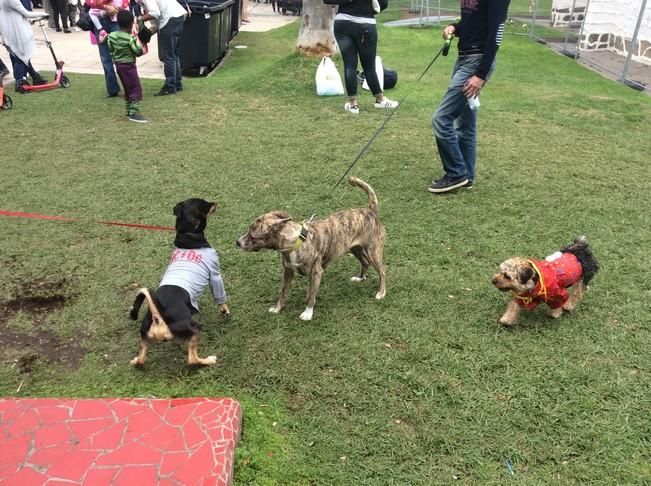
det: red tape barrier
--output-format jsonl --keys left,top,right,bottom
{"left": 0, "top": 210, "right": 175, "bottom": 232}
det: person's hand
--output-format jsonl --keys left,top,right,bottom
{"left": 218, "top": 303, "right": 231, "bottom": 317}
{"left": 104, "top": 4, "right": 118, "bottom": 15}
{"left": 442, "top": 24, "right": 455, "bottom": 40}
{"left": 463, "top": 75, "right": 484, "bottom": 98}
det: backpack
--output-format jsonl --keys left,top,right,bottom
{"left": 76, "top": 5, "right": 93, "bottom": 30}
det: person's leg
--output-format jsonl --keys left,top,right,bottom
{"left": 67, "top": 1, "right": 77, "bottom": 28}
{"left": 115, "top": 62, "right": 129, "bottom": 114}
{"left": 157, "top": 21, "right": 175, "bottom": 92}
{"left": 43, "top": 0, "right": 55, "bottom": 28}
{"left": 157, "top": 17, "right": 183, "bottom": 94}
{"left": 117, "top": 62, "right": 145, "bottom": 120}
{"left": 97, "top": 19, "right": 120, "bottom": 96}
{"left": 9, "top": 53, "right": 28, "bottom": 90}
{"left": 50, "top": 0, "right": 62, "bottom": 30}
{"left": 173, "top": 17, "right": 183, "bottom": 91}
{"left": 334, "top": 20, "right": 359, "bottom": 103}
{"left": 355, "top": 23, "right": 381, "bottom": 95}
{"left": 58, "top": 0, "right": 70, "bottom": 30}
{"left": 454, "top": 104, "right": 477, "bottom": 183}
{"left": 26, "top": 61, "right": 47, "bottom": 84}
{"left": 431, "top": 56, "right": 479, "bottom": 182}
{"left": 90, "top": 13, "right": 104, "bottom": 32}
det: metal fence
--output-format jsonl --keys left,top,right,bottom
{"left": 384, "top": 0, "right": 651, "bottom": 93}
{"left": 524, "top": 0, "right": 650, "bottom": 92}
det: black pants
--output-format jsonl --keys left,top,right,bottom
{"left": 51, "top": 0, "right": 69, "bottom": 30}
{"left": 334, "top": 19, "right": 381, "bottom": 97}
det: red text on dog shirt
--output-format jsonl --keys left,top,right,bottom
{"left": 170, "top": 249, "right": 203, "bottom": 264}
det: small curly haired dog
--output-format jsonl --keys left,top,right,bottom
{"left": 491, "top": 236, "right": 599, "bottom": 326}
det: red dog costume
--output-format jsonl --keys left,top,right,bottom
{"left": 514, "top": 252, "right": 583, "bottom": 310}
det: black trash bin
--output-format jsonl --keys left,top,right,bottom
{"left": 179, "top": 0, "right": 234, "bottom": 76}
{"left": 229, "top": 0, "right": 241, "bottom": 39}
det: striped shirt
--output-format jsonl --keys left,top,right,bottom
{"left": 452, "top": 0, "right": 511, "bottom": 80}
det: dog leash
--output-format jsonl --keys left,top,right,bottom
{"left": 331, "top": 37, "right": 453, "bottom": 192}
{"left": 0, "top": 209, "right": 175, "bottom": 232}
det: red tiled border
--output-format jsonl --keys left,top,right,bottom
{"left": 0, "top": 398, "right": 242, "bottom": 485}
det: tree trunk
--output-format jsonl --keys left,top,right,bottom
{"left": 296, "top": 0, "right": 338, "bottom": 57}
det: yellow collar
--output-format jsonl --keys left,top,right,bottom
{"left": 512, "top": 259, "right": 547, "bottom": 304}
{"left": 288, "top": 223, "right": 309, "bottom": 253}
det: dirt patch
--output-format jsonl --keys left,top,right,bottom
{"left": 0, "top": 278, "right": 85, "bottom": 371}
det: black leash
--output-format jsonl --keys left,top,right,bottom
{"left": 331, "top": 38, "right": 452, "bottom": 192}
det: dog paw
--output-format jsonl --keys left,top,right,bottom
{"left": 499, "top": 317, "right": 515, "bottom": 326}
{"left": 130, "top": 357, "right": 142, "bottom": 366}
{"left": 204, "top": 355, "right": 218, "bottom": 365}
{"left": 351, "top": 275, "right": 367, "bottom": 282}
{"left": 269, "top": 306, "right": 281, "bottom": 314}
{"left": 375, "top": 290, "right": 386, "bottom": 300}
{"left": 548, "top": 308, "right": 563, "bottom": 319}
{"left": 299, "top": 308, "right": 313, "bottom": 321}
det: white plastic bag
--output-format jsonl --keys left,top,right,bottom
{"left": 362, "top": 56, "right": 384, "bottom": 92}
{"left": 316, "top": 57, "right": 345, "bottom": 96}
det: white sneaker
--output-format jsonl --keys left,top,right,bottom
{"left": 344, "top": 102, "right": 359, "bottom": 114}
{"left": 374, "top": 98, "right": 399, "bottom": 109}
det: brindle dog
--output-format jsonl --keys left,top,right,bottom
{"left": 236, "top": 177, "right": 387, "bottom": 320}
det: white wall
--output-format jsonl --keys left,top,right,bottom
{"left": 551, "top": 0, "right": 588, "bottom": 27}
{"left": 581, "top": 0, "right": 651, "bottom": 66}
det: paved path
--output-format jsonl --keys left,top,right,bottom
{"left": 3, "top": 2, "right": 296, "bottom": 83}
{"left": 0, "top": 397, "right": 242, "bottom": 485}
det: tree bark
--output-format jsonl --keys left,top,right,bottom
{"left": 296, "top": 0, "right": 338, "bottom": 57}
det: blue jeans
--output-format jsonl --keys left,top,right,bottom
{"left": 432, "top": 54, "right": 494, "bottom": 182}
{"left": 9, "top": 53, "right": 41, "bottom": 82}
{"left": 158, "top": 16, "right": 184, "bottom": 92}
{"left": 94, "top": 19, "right": 120, "bottom": 95}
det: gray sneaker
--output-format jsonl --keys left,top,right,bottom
{"left": 128, "top": 113, "right": 148, "bottom": 123}
{"left": 427, "top": 175, "right": 468, "bottom": 193}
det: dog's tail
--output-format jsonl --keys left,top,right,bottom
{"left": 349, "top": 177, "right": 378, "bottom": 214}
{"left": 129, "top": 288, "right": 160, "bottom": 321}
{"left": 561, "top": 236, "right": 600, "bottom": 285}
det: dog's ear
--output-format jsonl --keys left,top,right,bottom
{"left": 173, "top": 202, "right": 183, "bottom": 216}
{"left": 518, "top": 265, "right": 535, "bottom": 285}
{"left": 271, "top": 211, "right": 291, "bottom": 221}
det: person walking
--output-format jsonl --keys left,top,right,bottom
{"left": 324, "top": 0, "right": 398, "bottom": 114}
{"left": 108, "top": 9, "right": 146, "bottom": 122}
{"left": 427, "top": 0, "right": 510, "bottom": 194}
{"left": 138, "top": 0, "right": 186, "bottom": 96}
{"left": 0, "top": 0, "right": 48, "bottom": 91}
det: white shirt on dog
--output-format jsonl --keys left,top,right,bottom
{"left": 159, "top": 247, "right": 227, "bottom": 311}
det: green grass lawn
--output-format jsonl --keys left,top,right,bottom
{"left": 1, "top": 22, "right": 650, "bottom": 484}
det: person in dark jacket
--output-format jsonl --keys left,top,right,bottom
{"left": 428, "top": 0, "right": 510, "bottom": 194}
{"left": 324, "top": 0, "right": 398, "bottom": 114}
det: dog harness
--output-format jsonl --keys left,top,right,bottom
{"left": 513, "top": 252, "right": 583, "bottom": 310}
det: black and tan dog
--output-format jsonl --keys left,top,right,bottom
{"left": 129, "top": 198, "right": 230, "bottom": 366}
{"left": 491, "top": 236, "right": 599, "bottom": 326}
{"left": 236, "top": 177, "right": 386, "bottom": 321}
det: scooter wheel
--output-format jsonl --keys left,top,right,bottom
{"left": 60, "top": 75, "right": 71, "bottom": 88}
{"left": 1, "top": 94, "right": 12, "bottom": 110}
